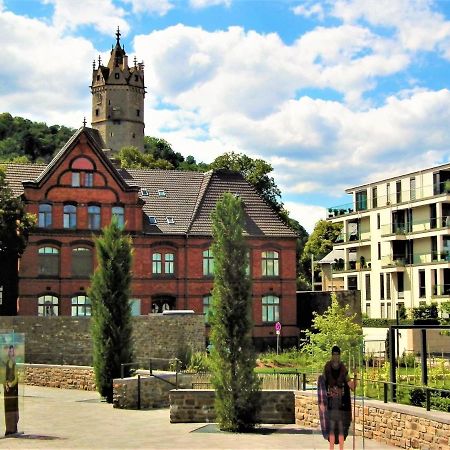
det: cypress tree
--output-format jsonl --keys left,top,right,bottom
{"left": 89, "top": 218, "right": 133, "bottom": 403}
{"left": 209, "top": 192, "right": 261, "bottom": 431}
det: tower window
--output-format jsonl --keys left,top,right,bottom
{"left": 135, "top": 75, "right": 139, "bottom": 81}
{"left": 136, "top": 109, "right": 140, "bottom": 117}
{"left": 96, "top": 75, "right": 100, "bottom": 81}
{"left": 132, "top": 133, "right": 136, "bottom": 138}
{"left": 115, "top": 73, "right": 120, "bottom": 79}
{"left": 95, "top": 109, "right": 99, "bottom": 116}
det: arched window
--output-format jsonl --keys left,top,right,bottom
{"left": 38, "top": 295, "right": 59, "bottom": 316}
{"left": 152, "top": 252, "right": 162, "bottom": 274}
{"left": 88, "top": 205, "right": 101, "bottom": 230}
{"left": 38, "top": 247, "right": 59, "bottom": 276}
{"left": 71, "top": 295, "right": 91, "bottom": 316}
{"left": 203, "top": 294, "right": 213, "bottom": 324}
{"left": 262, "top": 295, "right": 279, "bottom": 323}
{"left": 262, "top": 251, "right": 279, "bottom": 277}
{"left": 203, "top": 249, "right": 214, "bottom": 276}
{"left": 63, "top": 204, "right": 77, "bottom": 229}
{"left": 112, "top": 206, "right": 124, "bottom": 227}
{"left": 72, "top": 247, "right": 93, "bottom": 277}
{"left": 38, "top": 203, "right": 52, "bottom": 228}
{"left": 71, "top": 157, "right": 94, "bottom": 187}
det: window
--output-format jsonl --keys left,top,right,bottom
{"left": 396, "top": 181, "right": 402, "bottom": 203}
{"left": 115, "top": 73, "right": 120, "bottom": 79}
{"left": 377, "top": 213, "right": 380, "bottom": 230}
{"left": 365, "top": 274, "right": 371, "bottom": 300}
{"left": 136, "top": 109, "right": 140, "bottom": 117}
{"left": 410, "top": 177, "right": 416, "bottom": 200}
{"left": 148, "top": 216, "right": 157, "bottom": 224}
{"left": 64, "top": 204, "right": 77, "bottom": 229}
{"left": 84, "top": 172, "right": 94, "bottom": 187}
{"left": 386, "top": 183, "right": 391, "bottom": 204}
{"left": 387, "top": 302, "right": 392, "bottom": 319}
{"left": 203, "top": 249, "right": 214, "bottom": 276}
{"left": 378, "top": 243, "right": 381, "bottom": 260}
{"left": 386, "top": 273, "right": 391, "bottom": 299}
{"left": 355, "top": 190, "right": 367, "bottom": 211}
{"left": 141, "top": 188, "right": 149, "bottom": 196}
{"left": 72, "top": 172, "right": 80, "bottom": 187}
{"left": 152, "top": 253, "right": 162, "bottom": 274}
{"left": 112, "top": 206, "right": 124, "bottom": 227}
{"left": 203, "top": 294, "right": 212, "bottom": 324}
{"left": 38, "top": 247, "right": 59, "bottom": 276}
{"left": 419, "top": 269, "right": 426, "bottom": 298}
{"left": 380, "top": 274, "right": 385, "bottom": 300}
{"left": 380, "top": 303, "right": 385, "bottom": 319}
{"left": 0, "top": 285, "right": 3, "bottom": 306}
{"left": 348, "top": 276, "right": 357, "bottom": 291}
{"left": 398, "top": 272, "right": 404, "bottom": 299}
{"left": 262, "top": 251, "right": 279, "bottom": 276}
{"left": 95, "top": 109, "right": 99, "bottom": 116}
{"left": 366, "top": 303, "right": 371, "bottom": 317}
{"left": 129, "top": 298, "right": 141, "bottom": 316}
{"left": 262, "top": 295, "right": 280, "bottom": 323}
{"left": 158, "top": 190, "right": 166, "bottom": 197}
{"left": 38, "top": 295, "right": 59, "bottom": 316}
{"left": 88, "top": 205, "right": 101, "bottom": 230}
{"left": 372, "top": 187, "right": 377, "bottom": 208}
{"left": 166, "top": 217, "right": 175, "bottom": 224}
{"left": 165, "top": 253, "right": 174, "bottom": 274}
{"left": 134, "top": 75, "right": 139, "bottom": 81}
{"left": 72, "top": 247, "right": 93, "bottom": 277}
{"left": 71, "top": 295, "right": 91, "bottom": 316}
{"left": 38, "top": 203, "right": 52, "bottom": 228}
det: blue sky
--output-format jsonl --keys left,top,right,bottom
{"left": 2, "top": 0, "right": 450, "bottom": 232}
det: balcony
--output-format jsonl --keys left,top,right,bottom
{"left": 381, "top": 216, "right": 450, "bottom": 238}
{"left": 334, "top": 230, "right": 371, "bottom": 245}
{"left": 413, "top": 252, "right": 450, "bottom": 265}
{"left": 432, "top": 284, "right": 450, "bottom": 297}
{"left": 332, "top": 258, "right": 371, "bottom": 273}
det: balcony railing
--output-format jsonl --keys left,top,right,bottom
{"left": 332, "top": 259, "right": 371, "bottom": 272}
{"left": 381, "top": 216, "right": 450, "bottom": 236}
{"left": 382, "top": 252, "right": 450, "bottom": 266}
{"left": 432, "top": 284, "right": 450, "bottom": 296}
{"left": 327, "top": 180, "right": 450, "bottom": 219}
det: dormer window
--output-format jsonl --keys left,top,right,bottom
{"left": 148, "top": 216, "right": 157, "bottom": 224}
{"left": 141, "top": 188, "right": 149, "bottom": 196}
{"left": 166, "top": 217, "right": 174, "bottom": 224}
{"left": 158, "top": 190, "right": 166, "bottom": 197}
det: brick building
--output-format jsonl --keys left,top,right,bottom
{"left": 2, "top": 32, "right": 299, "bottom": 347}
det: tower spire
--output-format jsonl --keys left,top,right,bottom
{"left": 116, "top": 26, "right": 121, "bottom": 45}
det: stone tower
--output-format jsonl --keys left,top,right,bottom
{"left": 90, "top": 28, "right": 145, "bottom": 152}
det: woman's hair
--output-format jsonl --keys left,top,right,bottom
{"left": 331, "top": 345, "right": 341, "bottom": 354}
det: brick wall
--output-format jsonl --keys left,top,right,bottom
{"left": 169, "top": 390, "right": 295, "bottom": 424}
{"left": 0, "top": 314, "right": 205, "bottom": 365}
{"left": 295, "top": 390, "right": 450, "bottom": 449}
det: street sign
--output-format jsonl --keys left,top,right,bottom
{"left": 275, "top": 322, "right": 281, "bottom": 332}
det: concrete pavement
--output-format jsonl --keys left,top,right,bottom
{"left": 0, "top": 386, "right": 397, "bottom": 449}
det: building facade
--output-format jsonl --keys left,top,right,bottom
{"left": 322, "top": 164, "right": 450, "bottom": 318}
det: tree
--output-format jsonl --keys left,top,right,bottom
{"left": 117, "top": 146, "right": 173, "bottom": 169}
{"left": 301, "top": 219, "right": 342, "bottom": 285}
{"left": 301, "top": 293, "right": 363, "bottom": 369}
{"left": 209, "top": 193, "right": 261, "bottom": 432}
{"left": 144, "top": 136, "right": 185, "bottom": 168}
{"left": 210, "top": 152, "right": 282, "bottom": 212}
{"left": 89, "top": 218, "right": 134, "bottom": 403}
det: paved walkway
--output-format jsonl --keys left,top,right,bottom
{"left": 0, "top": 386, "right": 397, "bottom": 449}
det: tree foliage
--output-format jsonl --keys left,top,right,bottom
{"left": 209, "top": 193, "right": 261, "bottom": 432}
{"left": 301, "top": 293, "right": 363, "bottom": 369}
{"left": 0, "top": 113, "right": 74, "bottom": 162}
{"left": 89, "top": 218, "right": 134, "bottom": 403}
{"left": 0, "top": 167, "right": 36, "bottom": 257}
{"left": 117, "top": 146, "right": 174, "bottom": 169}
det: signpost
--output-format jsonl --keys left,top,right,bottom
{"left": 275, "top": 322, "right": 281, "bottom": 354}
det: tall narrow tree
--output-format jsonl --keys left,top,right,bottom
{"left": 209, "top": 192, "right": 261, "bottom": 432}
{"left": 89, "top": 218, "right": 133, "bottom": 402}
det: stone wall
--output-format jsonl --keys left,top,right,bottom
{"left": 0, "top": 314, "right": 204, "bottom": 365}
{"left": 295, "top": 390, "right": 450, "bottom": 449}
{"left": 169, "top": 390, "right": 295, "bottom": 424}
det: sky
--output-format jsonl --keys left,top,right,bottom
{"left": 2, "top": 0, "right": 450, "bottom": 233}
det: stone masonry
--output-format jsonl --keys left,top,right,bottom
{"left": 0, "top": 314, "right": 204, "bottom": 365}
{"left": 169, "top": 390, "right": 295, "bottom": 424}
{"left": 295, "top": 390, "right": 450, "bottom": 449}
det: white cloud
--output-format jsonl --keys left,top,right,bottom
{"left": 292, "top": 3, "right": 324, "bottom": 20}
{"left": 189, "top": 0, "right": 232, "bottom": 9}
{"left": 122, "top": 0, "right": 174, "bottom": 16}
{"left": 43, "top": 0, "right": 129, "bottom": 35}
{"left": 284, "top": 201, "right": 326, "bottom": 234}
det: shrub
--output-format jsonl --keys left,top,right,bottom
{"left": 409, "top": 387, "right": 425, "bottom": 407}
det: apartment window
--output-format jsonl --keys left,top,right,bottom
{"left": 38, "top": 247, "right": 59, "bottom": 276}
{"left": 203, "top": 249, "right": 214, "bottom": 276}
{"left": 203, "top": 294, "right": 213, "bottom": 324}
{"left": 377, "top": 213, "right": 380, "bottom": 230}
{"left": 355, "top": 190, "right": 367, "bottom": 211}
{"left": 0, "top": 285, "right": 2, "bottom": 305}
{"left": 262, "top": 295, "right": 280, "bottom": 323}
{"left": 386, "top": 273, "right": 391, "bottom": 299}
{"left": 386, "top": 183, "right": 391, "bottom": 204}
{"left": 365, "top": 274, "right": 371, "bottom": 300}
{"left": 152, "top": 252, "right": 162, "bottom": 274}
{"left": 88, "top": 205, "right": 101, "bottom": 230}
{"left": 348, "top": 276, "right": 357, "bottom": 291}
{"left": 71, "top": 295, "right": 91, "bottom": 316}
{"left": 38, "top": 295, "right": 59, "bottom": 316}
{"left": 387, "top": 302, "right": 392, "bottom": 319}
{"left": 112, "top": 206, "right": 125, "bottom": 227}
{"left": 380, "top": 274, "right": 385, "bottom": 300}
{"left": 165, "top": 253, "right": 174, "bottom": 274}
{"left": 419, "top": 269, "right": 426, "bottom": 298}
{"left": 397, "top": 272, "right": 404, "bottom": 299}
{"left": 72, "top": 247, "right": 93, "bottom": 278}
{"left": 396, "top": 181, "right": 402, "bottom": 203}
{"left": 366, "top": 303, "right": 371, "bottom": 317}
{"left": 380, "top": 303, "right": 385, "bottom": 319}
{"left": 262, "top": 251, "right": 279, "bottom": 276}
{"left": 372, "top": 187, "right": 377, "bottom": 208}
{"left": 38, "top": 203, "right": 52, "bottom": 228}
{"left": 410, "top": 177, "right": 416, "bottom": 200}
{"left": 378, "top": 243, "right": 381, "bottom": 260}
{"left": 63, "top": 204, "right": 77, "bottom": 229}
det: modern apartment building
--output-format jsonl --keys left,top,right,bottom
{"left": 321, "top": 163, "right": 450, "bottom": 318}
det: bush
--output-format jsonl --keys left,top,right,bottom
{"left": 362, "top": 318, "right": 414, "bottom": 327}
{"left": 187, "top": 352, "right": 211, "bottom": 373}
{"left": 409, "top": 387, "right": 450, "bottom": 412}
{"left": 409, "top": 387, "right": 425, "bottom": 407}
{"left": 398, "top": 352, "right": 416, "bottom": 368}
